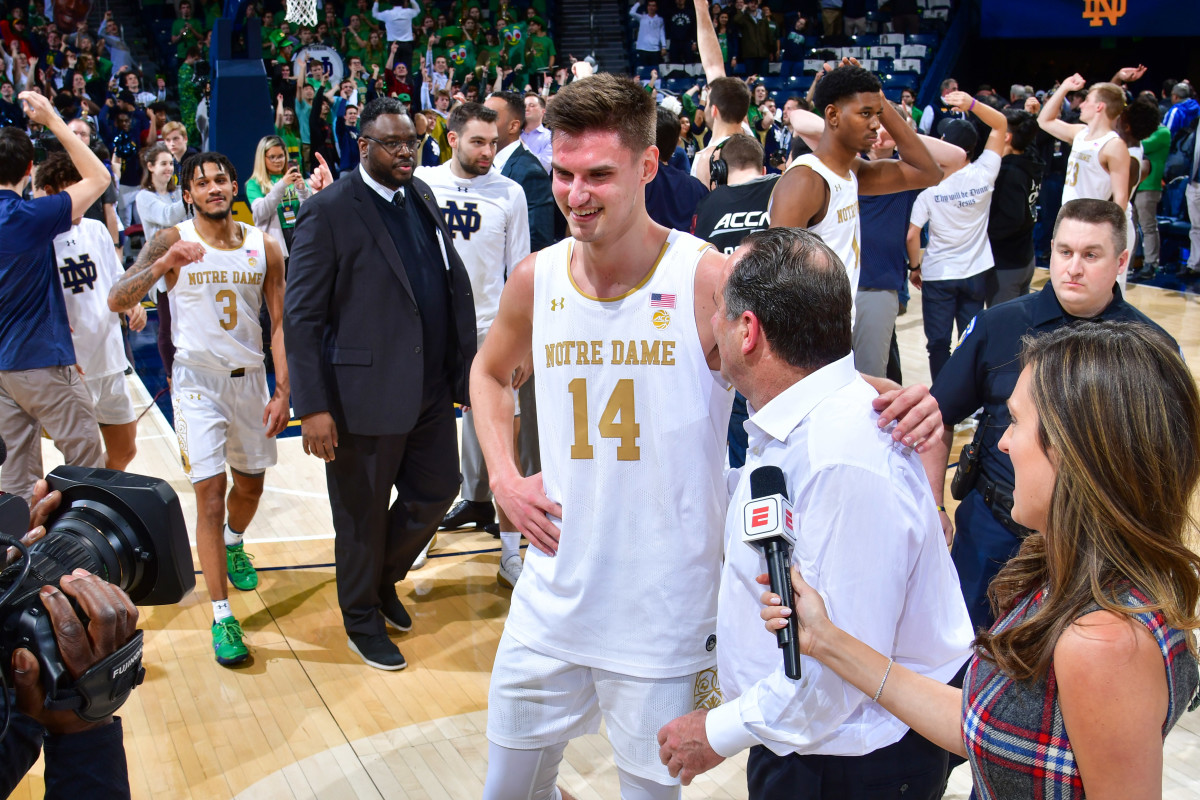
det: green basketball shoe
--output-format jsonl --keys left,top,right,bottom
{"left": 226, "top": 542, "right": 258, "bottom": 590}
{"left": 212, "top": 617, "right": 249, "bottom": 666}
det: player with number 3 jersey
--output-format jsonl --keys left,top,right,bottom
{"left": 108, "top": 152, "right": 295, "bottom": 668}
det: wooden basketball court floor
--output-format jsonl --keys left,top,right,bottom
{"left": 15, "top": 271, "right": 1200, "bottom": 799}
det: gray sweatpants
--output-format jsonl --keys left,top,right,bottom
{"left": 852, "top": 288, "right": 899, "bottom": 379}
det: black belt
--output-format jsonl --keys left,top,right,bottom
{"left": 979, "top": 477, "right": 1035, "bottom": 539}
{"left": 230, "top": 368, "right": 245, "bottom": 377}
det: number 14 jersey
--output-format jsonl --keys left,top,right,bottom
{"left": 168, "top": 220, "right": 267, "bottom": 371}
{"left": 513, "top": 229, "right": 734, "bottom": 678}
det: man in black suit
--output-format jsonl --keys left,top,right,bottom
{"left": 440, "top": 90, "right": 555, "bottom": 533}
{"left": 284, "top": 97, "right": 477, "bottom": 671}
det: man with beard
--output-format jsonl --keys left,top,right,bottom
{"left": 107, "top": 153, "right": 290, "bottom": 667}
{"left": 284, "top": 98, "right": 477, "bottom": 670}
{"left": 416, "top": 102, "right": 531, "bottom": 587}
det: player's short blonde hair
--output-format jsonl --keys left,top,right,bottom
{"left": 1087, "top": 82, "right": 1126, "bottom": 120}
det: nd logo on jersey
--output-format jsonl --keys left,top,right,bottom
{"left": 60, "top": 254, "right": 98, "bottom": 293}
{"left": 441, "top": 200, "right": 483, "bottom": 240}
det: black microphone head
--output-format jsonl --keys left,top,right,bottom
{"left": 749, "top": 465, "right": 787, "bottom": 501}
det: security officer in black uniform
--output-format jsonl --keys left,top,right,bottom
{"left": 921, "top": 198, "right": 1177, "bottom": 632}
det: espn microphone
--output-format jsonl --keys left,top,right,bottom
{"left": 743, "top": 465, "right": 801, "bottom": 680}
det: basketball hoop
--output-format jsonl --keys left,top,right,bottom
{"left": 285, "top": 0, "right": 318, "bottom": 28}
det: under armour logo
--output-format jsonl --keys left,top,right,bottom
{"left": 550, "top": 297, "right": 565, "bottom": 311}
{"left": 60, "top": 254, "right": 98, "bottom": 294}
{"left": 441, "top": 200, "right": 483, "bottom": 240}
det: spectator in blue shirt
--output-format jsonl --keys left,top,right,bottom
{"left": 645, "top": 105, "right": 708, "bottom": 230}
{"left": 0, "top": 91, "right": 112, "bottom": 502}
{"left": 1162, "top": 83, "right": 1199, "bottom": 137}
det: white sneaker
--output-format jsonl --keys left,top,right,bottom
{"left": 411, "top": 534, "right": 436, "bottom": 570}
{"left": 498, "top": 553, "right": 523, "bottom": 588}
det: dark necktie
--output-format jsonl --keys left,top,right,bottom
{"left": 392, "top": 189, "right": 405, "bottom": 210}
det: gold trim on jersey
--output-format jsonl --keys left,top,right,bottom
{"left": 182, "top": 221, "right": 249, "bottom": 252}
{"left": 565, "top": 238, "right": 670, "bottom": 302}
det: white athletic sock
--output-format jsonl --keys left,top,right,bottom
{"left": 224, "top": 523, "right": 244, "bottom": 547}
{"left": 212, "top": 599, "right": 233, "bottom": 621}
{"left": 499, "top": 532, "right": 521, "bottom": 559}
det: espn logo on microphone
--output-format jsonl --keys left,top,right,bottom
{"left": 741, "top": 495, "right": 796, "bottom": 548}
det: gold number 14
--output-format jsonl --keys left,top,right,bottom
{"left": 567, "top": 377, "right": 641, "bottom": 461}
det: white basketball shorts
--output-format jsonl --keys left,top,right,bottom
{"left": 85, "top": 372, "right": 136, "bottom": 426}
{"left": 486, "top": 631, "right": 723, "bottom": 784}
{"left": 172, "top": 363, "right": 277, "bottom": 482}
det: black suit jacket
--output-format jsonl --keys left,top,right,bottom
{"left": 284, "top": 169, "right": 477, "bottom": 436}
{"left": 501, "top": 142, "right": 557, "bottom": 253}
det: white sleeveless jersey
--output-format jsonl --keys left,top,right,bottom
{"left": 510, "top": 229, "right": 734, "bottom": 678}
{"left": 53, "top": 219, "right": 128, "bottom": 380}
{"left": 1062, "top": 130, "right": 1121, "bottom": 204}
{"left": 776, "top": 153, "right": 861, "bottom": 319}
{"left": 168, "top": 220, "right": 267, "bottom": 371}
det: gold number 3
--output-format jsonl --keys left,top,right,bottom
{"left": 215, "top": 289, "right": 238, "bottom": 331}
{"left": 567, "top": 377, "right": 641, "bottom": 461}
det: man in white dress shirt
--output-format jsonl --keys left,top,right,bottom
{"left": 657, "top": 227, "right": 973, "bottom": 800}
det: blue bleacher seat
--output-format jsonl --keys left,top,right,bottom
{"left": 884, "top": 74, "right": 919, "bottom": 91}
{"left": 906, "top": 34, "right": 938, "bottom": 47}
{"left": 852, "top": 34, "right": 879, "bottom": 47}
{"left": 762, "top": 76, "right": 785, "bottom": 91}
{"left": 1158, "top": 176, "right": 1191, "bottom": 239}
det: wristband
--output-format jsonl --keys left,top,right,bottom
{"left": 969, "top": 98, "right": 976, "bottom": 112}
{"left": 908, "top": 264, "right": 921, "bottom": 272}
{"left": 937, "top": 505, "right": 946, "bottom": 513}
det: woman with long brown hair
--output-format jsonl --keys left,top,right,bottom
{"left": 760, "top": 320, "right": 1200, "bottom": 798}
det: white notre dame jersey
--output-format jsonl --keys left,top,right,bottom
{"left": 1062, "top": 129, "right": 1121, "bottom": 204}
{"left": 774, "top": 153, "right": 861, "bottom": 320}
{"left": 508, "top": 229, "right": 734, "bottom": 678}
{"left": 416, "top": 163, "right": 530, "bottom": 332}
{"left": 53, "top": 218, "right": 128, "bottom": 379}
{"left": 168, "top": 220, "right": 267, "bottom": 371}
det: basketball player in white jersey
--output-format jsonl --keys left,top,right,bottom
{"left": 109, "top": 153, "right": 289, "bottom": 667}
{"left": 470, "top": 73, "right": 945, "bottom": 800}
{"left": 1038, "top": 75, "right": 1132, "bottom": 290}
{"left": 34, "top": 153, "right": 146, "bottom": 471}
{"left": 769, "top": 62, "right": 944, "bottom": 323}
{"left": 1038, "top": 76, "right": 1132, "bottom": 213}
{"left": 416, "top": 101, "right": 531, "bottom": 587}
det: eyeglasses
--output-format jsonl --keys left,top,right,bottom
{"left": 361, "top": 135, "right": 421, "bottom": 155}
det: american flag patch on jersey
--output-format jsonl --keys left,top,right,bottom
{"left": 245, "top": 249, "right": 260, "bottom": 258}
{"left": 650, "top": 293, "right": 676, "bottom": 309}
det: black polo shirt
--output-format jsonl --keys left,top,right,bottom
{"left": 931, "top": 282, "right": 1177, "bottom": 488}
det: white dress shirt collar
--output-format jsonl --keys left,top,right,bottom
{"left": 358, "top": 163, "right": 406, "bottom": 203}
{"left": 492, "top": 139, "right": 522, "bottom": 171}
{"left": 745, "top": 354, "right": 858, "bottom": 446}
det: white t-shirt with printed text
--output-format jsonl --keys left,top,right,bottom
{"left": 910, "top": 149, "right": 1002, "bottom": 282}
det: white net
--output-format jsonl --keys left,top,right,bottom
{"left": 285, "top": 0, "right": 318, "bottom": 28}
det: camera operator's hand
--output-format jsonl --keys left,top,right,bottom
{"left": 5, "top": 479, "right": 60, "bottom": 566}
{"left": 12, "top": 570, "right": 138, "bottom": 735}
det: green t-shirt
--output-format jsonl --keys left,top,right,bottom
{"left": 1138, "top": 125, "right": 1171, "bottom": 192}
{"left": 172, "top": 18, "right": 206, "bottom": 58}
{"left": 524, "top": 34, "right": 555, "bottom": 74}
{"left": 275, "top": 128, "right": 302, "bottom": 162}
